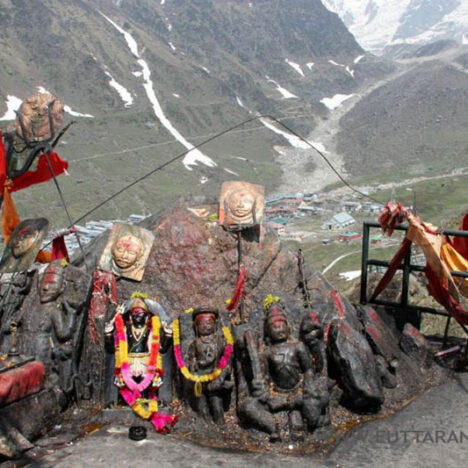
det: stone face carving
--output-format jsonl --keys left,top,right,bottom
{"left": 98, "top": 223, "right": 154, "bottom": 281}
{"left": 236, "top": 298, "right": 329, "bottom": 441}
{"left": 0, "top": 218, "right": 49, "bottom": 274}
{"left": 4, "top": 261, "right": 90, "bottom": 392}
{"left": 185, "top": 308, "right": 233, "bottom": 425}
{"left": 219, "top": 181, "right": 264, "bottom": 230}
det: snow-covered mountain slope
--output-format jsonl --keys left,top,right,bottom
{"left": 322, "top": 0, "right": 468, "bottom": 53}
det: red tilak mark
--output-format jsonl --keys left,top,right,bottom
{"left": 115, "top": 240, "right": 139, "bottom": 250}
{"left": 308, "top": 311, "right": 321, "bottom": 327}
{"left": 331, "top": 290, "right": 345, "bottom": 318}
{"left": 367, "top": 307, "right": 380, "bottom": 323}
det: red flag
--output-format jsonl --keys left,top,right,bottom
{"left": 0, "top": 131, "right": 68, "bottom": 194}
{"left": 8, "top": 152, "right": 68, "bottom": 193}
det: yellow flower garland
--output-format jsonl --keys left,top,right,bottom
{"left": 173, "top": 318, "right": 233, "bottom": 397}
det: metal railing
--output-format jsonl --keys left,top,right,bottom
{"left": 360, "top": 221, "right": 468, "bottom": 342}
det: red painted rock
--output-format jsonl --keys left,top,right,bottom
{"left": 0, "top": 361, "right": 45, "bottom": 407}
{"left": 400, "top": 323, "right": 433, "bottom": 368}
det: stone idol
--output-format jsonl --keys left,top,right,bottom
{"left": 105, "top": 293, "right": 177, "bottom": 433}
{"left": 219, "top": 181, "right": 264, "bottom": 231}
{"left": 98, "top": 223, "right": 154, "bottom": 281}
{"left": 0, "top": 218, "right": 48, "bottom": 274}
{"left": 174, "top": 308, "right": 233, "bottom": 425}
{"left": 236, "top": 296, "right": 329, "bottom": 441}
{"left": 1, "top": 259, "right": 90, "bottom": 394}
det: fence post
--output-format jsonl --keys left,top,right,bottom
{"left": 401, "top": 241, "right": 412, "bottom": 307}
{"left": 360, "top": 222, "right": 370, "bottom": 304}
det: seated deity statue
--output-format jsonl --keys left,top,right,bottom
{"left": 236, "top": 297, "right": 329, "bottom": 441}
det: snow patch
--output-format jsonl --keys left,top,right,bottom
{"left": 306, "top": 62, "right": 315, "bottom": 70}
{"left": 172, "top": 93, "right": 180, "bottom": 98}
{"left": 105, "top": 71, "right": 133, "bottom": 107}
{"left": 345, "top": 66, "right": 355, "bottom": 78}
{"left": 201, "top": 66, "right": 210, "bottom": 74}
{"left": 463, "top": 34, "right": 468, "bottom": 45}
{"left": 0, "top": 95, "right": 22, "bottom": 121}
{"left": 224, "top": 168, "right": 239, "bottom": 176}
{"left": 236, "top": 96, "right": 245, "bottom": 108}
{"left": 104, "top": 14, "right": 216, "bottom": 171}
{"left": 339, "top": 270, "right": 361, "bottom": 281}
{"left": 267, "top": 78, "right": 297, "bottom": 99}
{"left": 328, "top": 60, "right": 344, "bottom": 67}
{"left": 200, "top": 177, "right": 208, "bottom": 184}
{"left": 235, "top": 156, "right": 247, "bottom": 161}
{"left": 101, "top": 12, "right": 140, "bottom": 58}
{"left": 161, "top": 0, "right": 165, "bottom": 5}
{"left": 354, "top": 55, "right": 364, "bottom": 64}
{"left": 169, "top": 42, "right": 176, "bottom": 51}
{"left": 285, "top": 59, "right": 304, "bottom": 77}
{"left": 320, "top": 93, "right": 355, "bottom": 110}
{"left": 132, "top": 71, "right": 142, "bottom": 77}
{"left": 261, "top": 118, "right": 328, "bottom": 152}
{"left": 64, "top": 105, "right": 94, "bottom": 118}
{"left": 167, "top": 23, "right": 173, "bottom": 32}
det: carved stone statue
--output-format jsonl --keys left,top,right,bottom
{"left": 236, "top": 298, "right": 329, "bottom": 441}
{"left": 4, "top": 260, "right": 90, "bottom": 392}
{"left": 105, "top": 296, "right": 172, "bottom": 378}
{"left": 104, "top": 295, "right": 177, "bottom": 433}
{"left": 185, "top": 308, "right": 233, "bottom": 425}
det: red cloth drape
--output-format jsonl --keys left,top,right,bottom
{"left": 426, "top": 264, "right": 468, "bottom": 325}
{"left": 0, "top": 131, "right": 68, "bottom": 193}
{"left": 226, "top": 264, "right": 246, "bottom": 312}
{"left": 371, "top": 238, "right": 412, "bottom": 301}
{"left": 89, "top": 271, "right": 118, "bottom": 343}
{"left": 453, "top": 213, "right": 468, "bottom": 261}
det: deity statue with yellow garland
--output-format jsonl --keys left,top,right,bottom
{"left": 104, "top": 293, "right": 177, "bottom": 433}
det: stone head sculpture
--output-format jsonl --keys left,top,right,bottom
{"left": 98, "top": 223, "right": 154, "bottom": 281}
{"left": 16, "top": 92, "right": 64, "bottom": 143}
{"left": 125, "top": 297, "right": 151, "bottom": 327}
{"left": 0, "top": 218, "right": 49, "bottom": 274}
{"left": 192, "top": 308, "right": 219, "bottom": 337}
{"left": 111, "top": 234, "right": 144, "bottom": 272}
{"left": 264, "top": 298, "right": 290, "bottom": 344}
{"left": 219, "top": 181, "right": 264, "bottom": 230}
{"left": 39, "top": 261, "right": 66, "bottom": 304}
